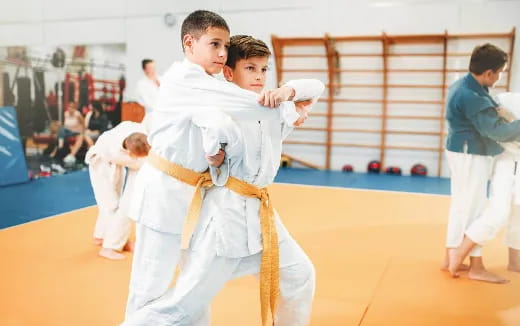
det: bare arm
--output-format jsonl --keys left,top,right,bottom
{"left": 76, "top": 112, "right": 86, "bottom": 132}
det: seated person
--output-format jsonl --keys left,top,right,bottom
{"left": 52, "top": 101, "right": 85, "bottom": 165}
{"left": 85, "top": 101, "right": 110, "bottom": 147}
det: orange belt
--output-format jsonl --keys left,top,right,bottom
{"left": 147, "top": 151, "right": 213, "bottom": 249}
{"left": 147, "top": 151, "right": 279, "bottom": 326}
{"left": 223, "top": 175, "right": 279, "bottom": 326}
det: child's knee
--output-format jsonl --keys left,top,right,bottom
{"left": 303, "top": 258, "right": 316, "bottom": 287}
{"left": 288, "top": 256, "right": 316, "bottom": 289}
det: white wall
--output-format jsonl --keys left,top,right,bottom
{"left": 1, "top": 0, "right": 520, "bottom": 176}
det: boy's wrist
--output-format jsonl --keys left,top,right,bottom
{"left": 284, "top": 86, "right": 296, "bottom": 101}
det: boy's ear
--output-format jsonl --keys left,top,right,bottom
{"left": 482, "top": 69, "right": 494, "bottom": 81}
{"left": 222, "top": 65, "right": 234, "bottom": 82}
{"left": 183, "top": 34, "right": 194, "bottom": 52}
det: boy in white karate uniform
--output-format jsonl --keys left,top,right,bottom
{"left": 124, "top": 35, "right": 324, "bottom": 326}
{"left": 136, "top": 59, "right": 161, "bottom": 114}
{"left": 448, "top": 92, "right": 520, "bottom": 280}
{"left": 123, "top": 11, "right": 308, "bottom": 323}
{"left": 86, "top": 121, "right": 149, "bottom": 260}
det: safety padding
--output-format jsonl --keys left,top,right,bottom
{"left": 121, "top": 102, "right": 145, "bottom": 123}
{"left": 0, "top": 106, "right": 29, "bottom": 186}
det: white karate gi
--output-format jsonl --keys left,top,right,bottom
{"left": 445, "top": 150, "right": 492, "bottom": 257}
{"left": 123, "top": 58, "right": 300, "bottom": 321}
{"left": 85, "top": 121, "right": 146, "bottom": 250}
{"left": 123, "top": 79, "right": 325, "bottom": 326}
{"left": 465, "top": 93, "right": 520, "bottom": 250}
{"left": 136, "top": 76, "right": 161, "bottom": 113}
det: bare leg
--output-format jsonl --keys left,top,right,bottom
{"left": 93, "top": 238, "right": 103, "bottom": 246}
{"left": 506, "top": 205, "right": 520, "bottom": 272}
{"left": 507, "top": 247, "right": 520, "bottom": 272}
{"left": 447, "top": 236, "right": 477, "bottom": 277}
{"left": 69, "top": 134, "right": 84, "bottom": 156}
{"left": 441, "top": 248, "right": 469, "bottom": 272}
{"left": 49, "top": 144, "right": 58, "bottom": 158}
{"left": 84, "top": 134, "right": 94, "bottom": 148}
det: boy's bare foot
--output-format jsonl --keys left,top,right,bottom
{"left": 98, "top": 248, "right": 126, "bottom": 260}
{"left": 441, "top": 248, "right": 469, "bottom": 272}
{"left": 468, "top": 269, "right": 509, "bottom": 284}
{"left": 447, "top": 249, "right": 464, "bottom": 278}
{"left": 123, "top": 240, "right": 134, "bottom": 252}
{"left": 93, "top": 238, "right": 103, "bottom": 246}
{"left": 508, "top": 248, "right": 520, "bottom": 273}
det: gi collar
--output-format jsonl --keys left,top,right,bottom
{"left": 464, "top": 73, "right": 497, "bottom": 106}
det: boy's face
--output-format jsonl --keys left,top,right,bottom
{"left": 222, "top": 56, "right": 269, "bottom": 93}
{"left": 144, "top": 61, "right": 156, "bottom": 77}
{"left": 67, "top": 102, "right": 76, "bottom": 112}
{"left": 483, "top": 64, "right": 506, "bottom": 87}
{"left": 184, "top": 27, "right": 230, "bottom": 75}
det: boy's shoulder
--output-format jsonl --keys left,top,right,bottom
{"left": 106, "top": 121, "right": 145, "bottom": 138}
{"left": 448, "top": 79, "right": 474, "bottom": 102}
{"left": 162, "top": 59, "right": 208, "bottom": 84}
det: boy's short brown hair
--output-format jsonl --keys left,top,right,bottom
{"left": 469, "top": 43, "right": 508, "bottom": 75}
{"left": 123, "top": 132, "right": 150, "bottom": 157}
{"left": 141, "top": 59, "right": 153, "bottom": 70}
{"left": 181, "top": 10, "right": 230, "bottom": 49}
{"left": 225, "top": 35, "right": 271, "bottom": 69}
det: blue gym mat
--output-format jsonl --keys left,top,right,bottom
{"left": 0, "top": 170, "right": 94, "bottom": 229}
{"left": 274, "top": 168, "right": 450, "bottom": 195}
{"left": 0, "top": 168, "right": 450, "bottom": 230}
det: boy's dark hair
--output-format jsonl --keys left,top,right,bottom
{"left": 469, "top": 43, "right": 508, "bottom": 75}
{"left": 91, "top": 101, "right": 104, "bottom": 115}
{"left": 141, "top": 59, "right": 153, "bottom": 70}
{"left": 226, "top": 35, "right": 271, "bottom": 69}
{"left": 181, "top": 10, "right": 230, "bottom": 50}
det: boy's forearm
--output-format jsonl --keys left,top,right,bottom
{"left": 107, "top": 152, "right": 142, "bottom": 170}
{"left": 473, "top": 109, "right": 520, "bottom": 142}
{"left": 160, "top": 80, "right": 283, "bottom": 122}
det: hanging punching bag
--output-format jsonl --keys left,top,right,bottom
{"left": 16, "top": 76, "right": 33, "bottom": 138}
{"left": 33, "top": 70, "right": 48, "bottom": 133}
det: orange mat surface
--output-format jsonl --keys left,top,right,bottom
{"left": 1, "top": 184, "right": 519, "bottom": 325}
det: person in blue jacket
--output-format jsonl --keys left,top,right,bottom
{"left": 444, "top": 43, "right": 520, "bottom": 283}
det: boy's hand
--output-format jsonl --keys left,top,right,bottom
{"left": 496, "top": 107, "right": 516, "bottom": 122}
{"left": 206, "top": 149, "right": 225, "bottom": 167}
{"left": 293, "top": 100, "right": 312, "bottom": 127}
{"left": 258, "top": 86, "right": 295, "bottom": 108}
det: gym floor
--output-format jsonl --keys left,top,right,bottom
{"left": 1, "top": 169, "right": 519, "bottom": 326}
{"left": 0, "top": 168, "right": 450, "bottom": 229}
